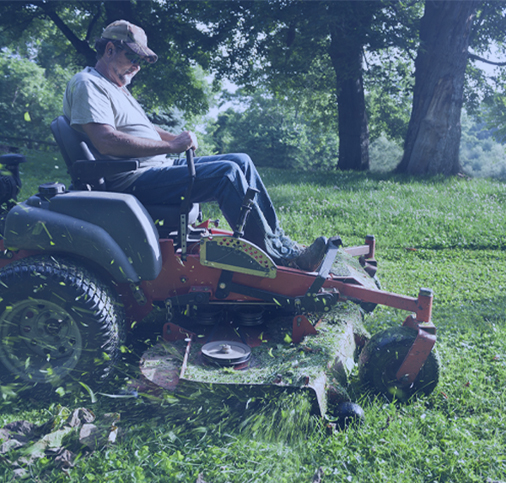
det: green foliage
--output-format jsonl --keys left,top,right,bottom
{"left": 481, "top": 89, "right": 506, "bottom": 144}
{"left": 369, "top": 134, "right": 403, "bottom": 173}
{"left": 1, "top": 0, "right": 505, "bottom": 176}
{"left": 460, "top": 110, "right": 506, "bottom": 178}
{"left": 0, "top": 51, "right": 72, "bottom": 149}
{"left": 206, "top": 89, "right": 339, "bottom": 170}
{"left": 364, "top": 51, "right": 414, "bottom": 145}
{"left": 464, "top": 2, "right": 506, "bottom": 126}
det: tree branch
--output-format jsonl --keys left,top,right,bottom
{"left": 468, "top": 52, "right": 506, "bottom": 66}
{"left": 38, "top": 2, "right": 96, "bottom": 65}
{"left": 86, "top": 7, "right": 104, "bottom": 43}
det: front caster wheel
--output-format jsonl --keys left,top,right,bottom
{"left": 332, "top": 402, "right": 365, "bottom": 429}
{"left": 358, "top": 326, "right": 440, "bottom": 402}
{"left": 0, "top": 256, "right": 125, "bottom": 396}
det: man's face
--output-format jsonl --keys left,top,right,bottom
{"left": 109, "top": 44, "right": 141, "bottom": 87}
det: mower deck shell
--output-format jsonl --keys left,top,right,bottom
{"left": 139, "top": 303, "right": 366, "bottom": 416}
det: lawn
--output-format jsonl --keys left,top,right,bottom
{"left": 0, "top": 150, "right": 505, "bottom": 482}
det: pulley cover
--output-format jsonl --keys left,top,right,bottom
{"left": 201, "top": 340, "right": 251, "bottom": 366}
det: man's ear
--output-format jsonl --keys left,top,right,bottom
{"left": 106, "top": 41, "right": 115, "bottom": 57}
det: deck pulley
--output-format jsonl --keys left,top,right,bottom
{"left": 201, "top": 340, "right": 251, "bottom": 366}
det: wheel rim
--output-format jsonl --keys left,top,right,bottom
{"left": 0, "top": 299, "right": 83, "bottom": 383}
{"left": 379, "top": 349, "right": 413, "bottom": 400}
{"left": 377, "top": 345, "right": 436, "bottom": 401}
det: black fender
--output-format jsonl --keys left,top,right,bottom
{"left": 4, "top": 191, "right": 162, "bottom": 284}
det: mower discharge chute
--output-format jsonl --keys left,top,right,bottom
{"left": 0, "top": 130, "right": 439, "bottom": 419}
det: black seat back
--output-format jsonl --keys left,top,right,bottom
{"left": 50, "top": 116, "right": 200, "bottom": 239}
{"left": 51, "top": 116, "right": 101, "bottom": 170}
{"left": 51, "top": 116, "right": 136, "bottom": 190}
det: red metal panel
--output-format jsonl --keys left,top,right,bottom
{"left": 292, "top": 315, "right": 318, "bottom": 343}
{"left": 396, "top": 329, "right": 437, "bottom": 384}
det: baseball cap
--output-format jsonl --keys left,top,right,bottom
{"left": 102, "top": 20, "right": 158, "bottom": 63}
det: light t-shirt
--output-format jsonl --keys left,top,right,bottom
{"left": 63, "top": 66, "right": 170, "bottom": 190}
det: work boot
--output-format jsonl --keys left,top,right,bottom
{"left": 291, "top": 236, "right": 328, "bottom": 272}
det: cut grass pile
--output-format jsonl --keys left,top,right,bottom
{"left": 0, "top": 151, "right": 505, "bottom": 482}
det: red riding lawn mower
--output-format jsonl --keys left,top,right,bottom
{"left": 0, "top": 117, "right": 439, "bottom": 424}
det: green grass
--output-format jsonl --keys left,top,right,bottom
{"left": 17, "top": 149, "right": 71, "bottom": 200}
{"left": 1, "top": 152, "right": 506, "bottom": 482}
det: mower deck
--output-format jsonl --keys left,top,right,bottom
{"left": 139, "top": 302, "right": 367, "bottom": 416}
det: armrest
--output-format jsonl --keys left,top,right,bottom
{"left": 71, "top": 159, "right": 140, "bottom": 181}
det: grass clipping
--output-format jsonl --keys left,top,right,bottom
{"left": 142, "top": 302, "right": 366, "bottom": 442}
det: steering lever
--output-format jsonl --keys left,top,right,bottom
{"left": 233, "top": 187, "right": 259, "bottom": 238}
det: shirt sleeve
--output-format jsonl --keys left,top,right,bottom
{"left": 63, "top": 75, "right": 116, "bottom": 128}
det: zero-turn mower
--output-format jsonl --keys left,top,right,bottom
{"left": 0, "top": 117, "right": 439, "bottom": 422}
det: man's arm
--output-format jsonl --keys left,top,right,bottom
{"left": 81, "top": 123, "right": 196, "bottom": 157}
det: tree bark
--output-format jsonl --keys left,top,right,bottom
{"left": 396, "top": 0, "right": 478, "bottom": 175}
{"left": 328, "top": 3, "right": 373, "bottom": 171}
{"left": 335, "top": 58, "right": 369, "bottom": 171}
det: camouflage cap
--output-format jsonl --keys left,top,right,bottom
{"left": 102, "top": 20, "right": 158, "bottom": 63}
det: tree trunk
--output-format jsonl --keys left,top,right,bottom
{"left": 396, "top": 0, "right": 478, "bottom": 175}
{"left": 336, "top": 63, "right": 369, "bottom": 171}
{"left": 328, "top": 4, "right": 372, "bottom": 171}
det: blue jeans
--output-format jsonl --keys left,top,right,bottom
{"left": 124, "top": 153, "right": 298, "bottom": 261}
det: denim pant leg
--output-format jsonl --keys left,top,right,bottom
{"left": 175, "top": 153, "right": 298, "bottom": 257}
{"left": 124, "top": 157, "right": 298, "bottom": 261}
{"left": 188, "top": 154, "right": 281, "bottom": 235}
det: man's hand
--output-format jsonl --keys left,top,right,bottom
{"left": 164, "top": 130, "right": 199, "bottom": 153}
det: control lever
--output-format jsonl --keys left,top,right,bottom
{"left": 233, "top": 187, "right": 259, "bottom": 238}
{"left": 180, "top": 148, "right": 196, "bottom": 260}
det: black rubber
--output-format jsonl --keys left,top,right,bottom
{"left": 333, "top": 401, "right": 365, "bottom": 429}
{"left": 0, "top": 256, "right": 125, "bottom": 394}
{"left": 358, "top": 326, "right": 440, "bottom": 402}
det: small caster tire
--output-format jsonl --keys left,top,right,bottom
{"left": 333, "top": 402, "right": 365, "bottom": 429}
{"left": 358, "top": 326, "right": 440, "bottom": 402}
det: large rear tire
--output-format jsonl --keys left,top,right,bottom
{"left": 0, "top": 256, "right": 124, "bottom": 394}
{"left": 358, "top": 326, "right": 440, "bottom": 402}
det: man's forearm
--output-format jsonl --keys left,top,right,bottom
{"left": 93, "top": 129, "right": 176, "bottom": 157}
{"left": 81, "top": 123, "right": 192, "bottom": 157}
{"left": 155, "top": 126, "right": 178, "bottom": 143}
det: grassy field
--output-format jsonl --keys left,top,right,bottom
{"left": 1, "top": 150, "right": 505, "bottom": 482}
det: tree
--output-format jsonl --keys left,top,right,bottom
{"left": 194, "top": 0, "right": 387, "bottom": 171}
{"left": 465, "top": 1, "right": 506, "bottom": 142}
{"left": 209, "top": 89, "right": 339, "bottom": 170}
{"left": 2, "top": 0, "right": 504, "bottom": 176}
{"left": 365, "top": 56, "right": 414, "bottom": 146}
{"left": 396, "top": 0, "right": 479, "bottom": 175}
{"left": 0, "top": 1, "right": 215, "bottom": 115}
{"left": 0, "top": 51, "right": 70, "bottom": 148}
{"left": 327, "top": 1, "right": 378, "bottom": 171}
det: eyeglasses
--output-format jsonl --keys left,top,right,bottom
{"left": 112, "top": 42, "right": 146, "bottom": 66}
{"left": 123, "top": 50, "right": 147, "bottom": 66}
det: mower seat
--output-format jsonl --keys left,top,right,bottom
{"left": 50, "top": 116, "right": 200, "bottom": 238}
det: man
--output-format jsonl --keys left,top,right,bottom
{"left": 63, "top": 20, "right": 327, "bottom": 271}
